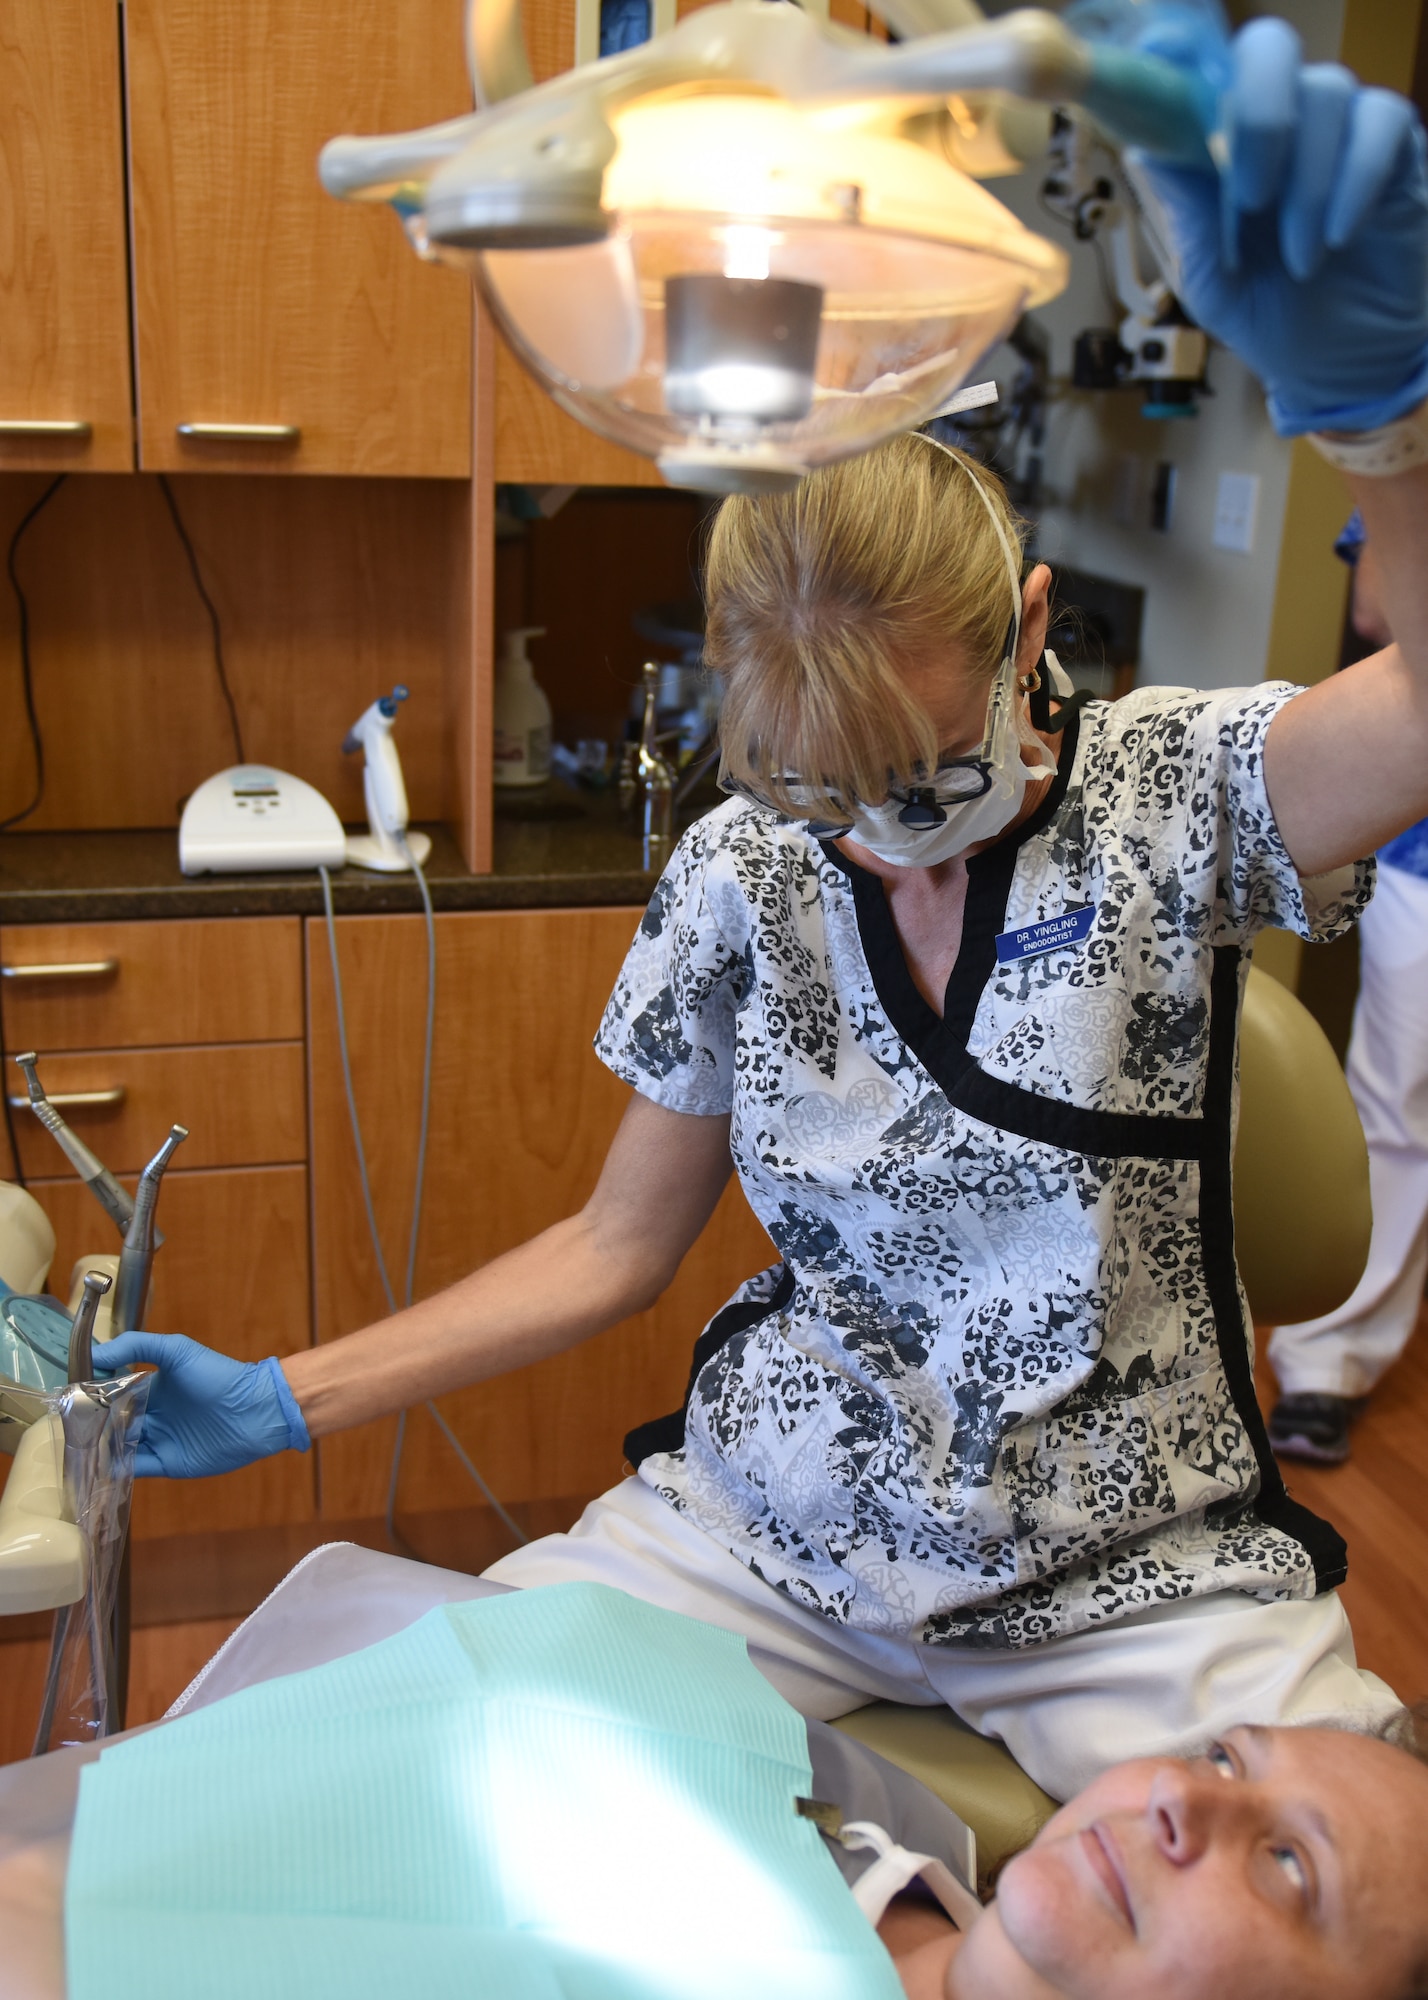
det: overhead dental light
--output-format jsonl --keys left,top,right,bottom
{"left": 320, "top": 0, "right": 1214, "bottom": 493}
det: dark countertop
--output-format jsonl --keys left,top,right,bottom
{"left": 0, "top": 788, "right": 683, "bottom": 925}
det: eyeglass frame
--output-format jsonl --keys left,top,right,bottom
{"left": 717, "top": 623, "right": 1021, "bottom": 835}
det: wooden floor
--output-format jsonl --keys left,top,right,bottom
{"left": 2, "top": 1304, "right": 1425, "bottom": 1764}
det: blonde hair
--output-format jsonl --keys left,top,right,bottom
{"left": 704, "top": 433, "right": 1027, "bottom": 820}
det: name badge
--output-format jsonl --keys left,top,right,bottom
{"left": 995, "top": 904, "right": 1096, "bottom": 966}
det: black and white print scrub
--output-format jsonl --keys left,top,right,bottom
{"left": 596, "top": 683, "right": 1368, "bottom": 1652}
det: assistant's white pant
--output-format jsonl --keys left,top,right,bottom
{"left": 1270, "top": 862, "right": 1428, "bottom": 1398}
{"left": 483, "top": 1477, "right": 1401, "bottom": 1801}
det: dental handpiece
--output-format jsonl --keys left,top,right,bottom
{"left": 111, "top": 1124, "right": 187, "bottom": 1336}
{"left": 68, "top": 1270, "right": 112, "bottom": 1386}
{"left": 12, "top": 1052, "right": 136, "bottom": 1238}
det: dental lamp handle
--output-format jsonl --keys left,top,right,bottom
{"left": 1082, "top": 43, "right": 1217, "bottom": 166}
{"left": 848, "top": 11, "right": 1216, "bottom": 168}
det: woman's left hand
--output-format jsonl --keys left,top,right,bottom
{"left": 1131, "top": 18, "right": 1428, "bottom": 436}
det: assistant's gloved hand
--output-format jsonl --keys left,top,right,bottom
{"left": 1131, "top": 17, "right": 1428, "bottom": 434}
{"left": 96, "top": 1332, "right": 310, "bottom": 1478}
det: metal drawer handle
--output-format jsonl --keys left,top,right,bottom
{"left": 0, "top": 959, "right": 119, "bottom": 981}
{"left": 0, "top": 420, "right": 93, "bottom": 438}
{"left": 176, "top": 423, "right": 300, "bottom": 444}
{"left": 7, "top": 1087, "right": 125, "bottom": 1110}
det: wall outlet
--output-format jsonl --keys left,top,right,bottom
{"left": 1212, "top": 471, "right": 1260, "bottom": 553}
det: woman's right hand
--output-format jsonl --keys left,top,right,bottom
{"left": 95, "top": 1333, "right": 310, "bottom": 1478}
{"left": 1131, "top": 18, "right": 1428, "bottom": 436}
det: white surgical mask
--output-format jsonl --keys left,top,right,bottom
{"left": 839, "top": 689, "right": 1056, "bottom": 866}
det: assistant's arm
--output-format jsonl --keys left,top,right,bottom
{"left": 284, "top": 1090, "right": 734, "bottom": 1439}
{"left": 98, "top": 1090, "right": 735, "bottom": 1473}
{"left": 1263, "top": 463, "right": 1428, "bottom": 873}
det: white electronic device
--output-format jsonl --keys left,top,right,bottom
{"left": 179, "top": 765, "right": 347, "bottom": 875}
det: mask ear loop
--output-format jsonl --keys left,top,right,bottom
{"left": 911, "top": 430, "right": 1023, "bottom": 677}
{"left": 912, "top": 430, "right": 1096, "bottom": 745}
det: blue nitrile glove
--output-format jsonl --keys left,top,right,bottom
{"left": 1128, "top": 17, "right": 1428, "bottom": 434}
{"left": 95, "top": 1332, "right": 310, "bottom": 1478}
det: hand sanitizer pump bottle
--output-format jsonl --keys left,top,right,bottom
{"left": 494, "top": 626, "right": 552, "bottom": 788}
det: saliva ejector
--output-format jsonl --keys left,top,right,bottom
{"left": 342, "top": 685, "right": 433, "bottom": 874}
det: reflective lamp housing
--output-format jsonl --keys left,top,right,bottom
{"left": 320, "top": 1, "right": 1215, "bottom": 493}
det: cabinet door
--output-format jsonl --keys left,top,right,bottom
{"left": 307, "top": 908, "right": 774, "bottom": 1519}
{"left": 126, "top": 0, "right": 474, "bottom": 477}
{"left": 27, "top": 1165, "right": 316, "bottom": 1537}
{"left": 0, "top": 0, "right": 133, "bottom": 471}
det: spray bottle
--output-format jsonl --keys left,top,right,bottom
{"left": 342, "top": 686, "right": 433, "bottom": 873}
{"left": 494, "top": 627, "right": 552, "bottom": 787}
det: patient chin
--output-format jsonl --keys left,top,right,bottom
{"left": 879, "top": 1891, "right": 960, "bottom": 1999}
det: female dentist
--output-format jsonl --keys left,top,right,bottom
{"left": 102, "top": 21, "right": 1428, "bottom": 1802}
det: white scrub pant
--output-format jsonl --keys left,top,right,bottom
{"left": 483, "top": 1476, "right": 1401, "bottom": 1801}
{"left": 1270, "top": 862, "right": 1428, "bottom": 1398}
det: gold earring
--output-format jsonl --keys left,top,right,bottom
{"left": 1017, "top": 666, "right": 1042, "bottom": 695}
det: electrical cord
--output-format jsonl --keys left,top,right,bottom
{"left": 318, "top": 848, "right": 527, "bottom": 1551}
{"left": 2, "top": 474, "right": 67, "bottom": 833}
{"left": 157, "top": 474, "right": 245, "bottom": 766}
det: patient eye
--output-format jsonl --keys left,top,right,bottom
{"left": 1205, "top": 1742, "right": 1238, "bottom": 1779}
{"left": 1272, "top": 1846, "right": 1309, "bottom": 1901}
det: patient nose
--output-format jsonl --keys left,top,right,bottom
{"left": 1146, "top": 1764, "right": 1222, "bottom": 1865}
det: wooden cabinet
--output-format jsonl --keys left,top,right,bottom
{"left": 0, "top": 915, "right": 314, "bottom": 1538}
{"left": 126, "top": 0, "right": 474, "bottom": 477}
{"left": 306, "top": 906, "right": 774, "bottom": 1520}
{"left": 0, "top": 0, "right": 134, "bottom": 472}
{"left": 1, "top": 0, "right": 475, "bottom": 480}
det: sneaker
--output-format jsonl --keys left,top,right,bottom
{"left": 1267, "top": 1393, "right": 1365, "bottom": 1466}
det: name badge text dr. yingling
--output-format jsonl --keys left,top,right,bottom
{"left": 995, "top": 905, "right": 1096, "bottom": 966}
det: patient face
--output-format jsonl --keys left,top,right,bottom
{"left": 949, "top": 1726, "right": 1428, "bottom": 2000}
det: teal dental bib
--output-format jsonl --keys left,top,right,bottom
{"left": 66, "top": 1582, "right": 904, "bottom": 2000}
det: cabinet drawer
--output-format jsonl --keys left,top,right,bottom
{"left": 0, "top": 918, "right": 302, "bottom": 1050}
{"left": 9, "top": 1042, "right": 305, "bottom": 1178}
{"left": 28, "top": 1164, "right": 315, "bottom": 1538}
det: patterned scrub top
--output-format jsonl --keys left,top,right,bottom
{"left": 596, "top": 685, "right": 1372, "bottom": 1650}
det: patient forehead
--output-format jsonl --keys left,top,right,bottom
{"left": 1262, "top": 1723, "right": 1428, "bottom": 1806}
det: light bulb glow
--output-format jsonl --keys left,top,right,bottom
{"left": 722, "top": 225, "right": 773, "bottom": 281}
